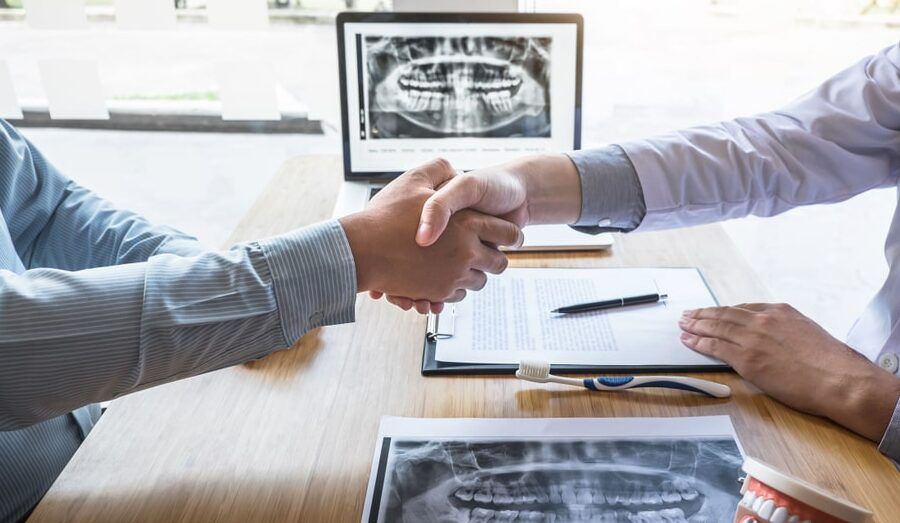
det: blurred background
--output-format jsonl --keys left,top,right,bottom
{"left": 0, "top": 0, "right": 898, "bottom": 338}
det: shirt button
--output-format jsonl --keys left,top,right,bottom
{"left": 878, "top": 352, "right": 899, "bottom": 375}
{"left": 309, "top": 311, "right": 324, "bottom": 325}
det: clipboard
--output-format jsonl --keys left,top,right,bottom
{"left": 420, "top": 267, "right": 730, "bottom": 376}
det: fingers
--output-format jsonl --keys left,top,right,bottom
{"left": 680, "top": 332, "right": 742, "bottom": 361}
{"left": 733, "top": 303, "right": 770, "bottom": 312}
{"left": 386, "top": 295, "right": 415, "bottom": 311}
{"left": 474, "top": 214, "right": 523, "bottom": 248}
{"left": 461, "top": 269, "right": 488, "bottom": 292}
{"left": 682, "top": 306, "right": 756, "bottom": 325}
{"left": 412, "top": 157, "right": 459, "bottom": 188}
{"left": 381, "top": 294, "right": 445, "bottom": 314}
{"left": 679, "top": 307, "right": 755, "bottom": 345}
{"left": 470, "top": 244, "right": 509, "bottom": 275}
{"left": 445, "top": 289, "right": 467, "bottom": 303}
{"left": 417, "top": 175, "right": 482, "bottom": 247}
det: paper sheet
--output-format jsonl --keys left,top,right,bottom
{"left": 206, "top": 0, "right": 269, "bottom": 30}
{"left": 114, "top": 0, "right": 176, "bottom": 30}
{"left": 24, "top": 0, "right": 88, "bottom": 29}
{"left": 214, "top": 61, "right": 281, "bottom": 121}
{"left": 363, "top": 416, "right": 744, "bottom": 523}
{"left": 0, "top": 62, "right": 22, "bottom": 120}
{"left": 38, "top": 60, "right": 109, "bottom": 120}
{"left": 434, "top": 267, "right": 720, "bottom": 366}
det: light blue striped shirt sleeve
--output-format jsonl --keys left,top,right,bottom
{"left": 0, "top": 121, "right": 357, "bottom": 431}
{"left": 563, "top": 139, "right": 900, "bottom": 462}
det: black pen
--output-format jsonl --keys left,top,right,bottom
{"left": 551, "top": 293, "right": 668, "bottom": 314}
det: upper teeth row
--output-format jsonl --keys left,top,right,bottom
{"left": 399, "top": 77, "right": 521, "bottom": 90}
{"left": 455, "top": 484, "right": 699, "bottom": 507}
{"left": 461, "top": 507, "right": 688, "bottom": 522}
{"left": 740, "top": 490, "right": 810, "bottom": 523}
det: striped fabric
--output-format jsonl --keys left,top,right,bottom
{"left": 0, "top": 120, "right": 357, "bottom": 522}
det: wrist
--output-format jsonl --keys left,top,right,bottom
{"left": 516, "top": 154, "right": 582, "bottom": 225}
{"left": 338, "top": 212, "right": 381, "bottom": 293}
{"left": 829, "top": 361, "right": 900, "bottom": 442}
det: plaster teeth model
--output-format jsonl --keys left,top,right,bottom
{"left": 734, "top": 457, "right": 872, "bottom": 523}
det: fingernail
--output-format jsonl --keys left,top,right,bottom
{"left": 416, "top": 223, "right": 432, "bottom": 243}
{"left": 680, "top": 332, "right": 693, "bottom": 341}
{"left": 681, "top": 310, "right": 694, "bottom": 318}
{"left": 678, "top": 316, "right": 689, "bottom": 326}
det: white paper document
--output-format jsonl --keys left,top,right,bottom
{"left": 434, "top": 267, "right": 720, "bottom": 367}
{"left": 362, "top": 416, "right": 744, "bottom": 522}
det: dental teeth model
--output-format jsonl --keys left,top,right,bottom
{"left": 734, "top": 457, "right": 871, "bottom": 523}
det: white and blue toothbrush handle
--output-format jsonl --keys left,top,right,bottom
{"left": 583, "top": 375, "right": 731, "bottom": 398}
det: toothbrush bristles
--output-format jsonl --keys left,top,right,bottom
{"left": 517, "top": 359, "right": 551, "bottom": 379}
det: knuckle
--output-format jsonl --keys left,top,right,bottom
{"left": 427, "top": 197, "right": 450, "bottom": 215}
{"left": 432, "top": 157, "right": 451, "bottom": 170}
{"left": 456, "top": 210, "right": 478, "bottom": 229}
{"left": 775, "top": 302, "right": 793, "bottom": 312}
{"left": 696, "top": 337, "right": 718, "bottom": 354}
{"left": 754, "top": 313, "right": 776, "bottom": 328}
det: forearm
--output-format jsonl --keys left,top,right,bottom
{"left": 829, "top": 363, "right": 900, "bottom": 448}
{"left": 620, "top": 43, "right": 900, "bottom": 232}
{"left": 512, "top": 154, "right": 582, "bottom": 225}
{"left": 0, "top": 220, "right": 356, "bottom": 430}
{"left": 29, "top": 181, "right": 205, "bottom": 269}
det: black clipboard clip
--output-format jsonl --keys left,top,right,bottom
{"left": 425, "top": 306, "right": 456, "bottom": 341}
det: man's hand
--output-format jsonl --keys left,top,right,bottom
{"left": 679, "top": 303, "right": 900, "bottom": 441}
{"left": 415, "top": 154, "right": 583, "bottom": 247}
{"left": 339, "top": 158, "right": 522, "bottom": 307}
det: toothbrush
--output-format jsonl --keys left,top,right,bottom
{"left": 516, "top": 360, "right": 731, "bottom": 398}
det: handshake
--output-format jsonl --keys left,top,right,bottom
{"left": 338, "top": 155, "right": 582, "bottom": 314}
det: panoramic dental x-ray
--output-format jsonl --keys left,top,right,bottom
{"left": 373, "top": 438, "right": 743, "bottom": 522}
{"left": 364, "top": 36, "right": 552, "bottom": 139}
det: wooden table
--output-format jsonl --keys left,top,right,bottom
{"left": 30, "top": 155, "right": 899, "bottom": 522}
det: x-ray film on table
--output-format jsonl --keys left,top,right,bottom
{"left": 433, "top": 268, "right": 719, "bottom": 366}
{"left": 362, "top": 416, "right": 744, "bottom": 523}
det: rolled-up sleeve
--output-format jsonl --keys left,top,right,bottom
{"left": 878, "top": 398, "right": 900, "bottom": 462}
{"left": 566, "top": 145, "right": 647, "bottom": 234}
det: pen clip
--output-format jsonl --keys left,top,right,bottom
{"left": 426, "top": 306, "right": 456, "bottom": 341}
{"left": 653, "top": 279, "right": 668, "bottom": 307}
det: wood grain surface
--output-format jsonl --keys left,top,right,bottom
{"left": 29, "top": 155, "right": 900, "bottom": 522}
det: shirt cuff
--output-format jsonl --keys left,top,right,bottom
{"left": 878, "top": 396, "right": 900, "bottom": 462}
{"left": 258, "top": 219, "right": 357, "bottom": 344}
{"left": 565, "top": 145, "right": 647, "bottom": 234}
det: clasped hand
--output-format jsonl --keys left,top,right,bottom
{"left": 339, "top": 158, "right": 523, "bottom": 313}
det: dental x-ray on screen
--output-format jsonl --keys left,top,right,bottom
{"left": 339, "top": 17, "right": 579, "bottom": 174}
{"left": 364, "top": 36, "right": 552, "bottom": 139}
